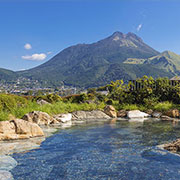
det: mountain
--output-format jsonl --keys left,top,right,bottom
{"left": 0, "top": 68, "right": 17, "bottom": 81}
{"left": 124, "top": 50, "right": 180, "bottom": 76}
{"left": 18, "top": 31, "right": 172, "bottom": 87}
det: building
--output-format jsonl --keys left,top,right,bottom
{"left": 130, "top": 76, "right": 180, "bottom": 91}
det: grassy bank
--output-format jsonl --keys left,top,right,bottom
{"left": 114, "top": 101, "right": 179, "bottom": 112}
{"left": 0, "top": 95, "right": 105, "bottom": 121}
{"left": 0, "top": 96, "right": 179, "bottom": 121}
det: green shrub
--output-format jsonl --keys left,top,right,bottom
{"left": 120, "top": 104, "right": 139, "bottom": 111}
{"left": 143, "top": 97, "right": 159, "bottom": 108}
{"left": 63, "top": 93, "right": 89, "bottom": 103}
{"left": 0, "top": 111, "right": 9, "bottom": 121}
{"left": 153, "top": 101, "right": 173, "bottom": 112}
{"left": 0, "top": 94, "right": 28, "bottom": 112}
{"left": 106, "top": 99, "right": 113, "bottom": 105}
{"left": 33, "top": 94, "right": 62, "bottom": 103}
{"left": 96, "top": 94, "right": 107, "bottom": 102}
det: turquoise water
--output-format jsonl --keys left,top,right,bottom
{"left": 11, "top": 119, "right": 180, "bottom": 180}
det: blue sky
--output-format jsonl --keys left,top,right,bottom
{"left": 0, "top": 0, "right": 180, "bottom": 71}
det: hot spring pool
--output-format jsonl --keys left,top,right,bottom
{"left": 10, "top": 119, "right": 180, "bottom": 180}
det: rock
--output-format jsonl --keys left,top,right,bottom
{"left": 145, "top": 109, "right": 153, "bottom": 116}
{"left": 0, "top": 137, "right": 45, "bottom": 155}
{"left": 50, "top": 119, "right": 60, "bottom": 124}
{"left": 0, "top": 119, "right": 44, "bottom": 141}
{"left": 164, "top": 139, "right": 180, "bottom": 153}
{"left": 117, "top": 110, "right": 127, "bottom": 117}
{"left": 165, "top": 109, "right": 179, "bottom": 118}
{"left": 152, "top": 112, "right": 162, "bottom": 118}
{"left": 0, "top": 121, "right": 16, "bottom": 135}
{"left": 37, "top": 99, "right": 50, "bottom": 106}
{"left": 22, "top": 111, "right": 54, "bottom": 125}
{"left": 0, "top": 155, "right": 17, "bottom": 171}
{"left": 61, "top": 121, "right": 72, "bottom": 128}
{"left": 104, "top": 105, "right": 117, "bottom": 118}
{"left": 14, "top": 119, "right": 44, "bottom": 137}
{"left": 53, "top": 113, "right": 72, "bottom": 123}
{"left": 72, "top": 110, "right": 111, "bottom": 120}
{"left": 161, "top": 115, "right": 173, "bottom": 121}
{"left": 127, "top": 110, "right": 149, "bottom": 119}
{"left": 0, "top": 170, "right": 14, "bottom": 180}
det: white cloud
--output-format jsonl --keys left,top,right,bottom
{"left": 24, "top": 43, "right": 32, "bottom": 50}
{"left": 47, "top": 51, "right": 52, "bottom": 55}
{"left": 22, "top": 53, "right": 47, "bottom": 61}
{"left": 137, "top": 24, "right": 142, "bottom": 32}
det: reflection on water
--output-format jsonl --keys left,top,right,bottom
{"left": 11, "top": 119, "right": 180, "bottom": 180}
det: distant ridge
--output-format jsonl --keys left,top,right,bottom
{"left": 124, "top": 50, "right": 180, "bottom": 76}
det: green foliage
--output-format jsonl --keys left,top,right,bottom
{"left": 33, "top": 94, "right": 62, "bottom": 103}
{"left": 63, "top": 94, "right": 88, "bottom": 103}
{"left": 0, "top": 98, "right": 105, "bottom": 121}
{"left": 108, "top": 76, "right": 180, "bottom": 106}
{"left": 108, "top": 80, "right": 128, "bottom": 103}
{"left": 0, "top": 94, "right": 28, "bottom": 112}
{"left": 153, "top": 102, "right": 173, "bottom": 112}
{"left": 63, "top": 93, "right": 97, "bottom": 103}
{"left": 131, "top": 76, "right": 155, "bottom": 104}
{"left": 87, "top": 88, "right": 96, "bottom": 94}
{"left": 120, "top": 104, "right": 139, "bottom": 111}
{"left": 106, "top": 99, "right": 113, "bottom": 105}
{"left": 143, "top": 97, "right": 159, "bottom": 108}
{"left": 0, "top": 111, "right": 9, "bottom": 121}
{"left": 114, "top": 103, "right": 146, "bottom": 112}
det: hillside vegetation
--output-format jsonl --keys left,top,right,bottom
{"left": 1, "top": 76, "right": 180, "bottom": 121}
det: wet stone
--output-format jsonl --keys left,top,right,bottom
{"left": 0, "top": 170, "right": 14, "bottom": 180}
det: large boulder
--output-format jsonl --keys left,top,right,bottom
{"left": 72, "top": 110, "right": 110, "bottom": 120}
{"left": 127, "top": 110, "right": 149, "bottom": 119}
{"left": 53, "top": 113, "right": 72, "bottom": 123}
{"left": 0, "top": 121, "right": 16, "bottom": 135}
{"left": 165, "top": 109, "right": 179, "bottom": 118}
{"left": 117, "top": 110, "right": 127, "bottom": 118}
{"left": 22, "top": 111, "right": 54, "bottom": 125}
{"left": 0, "top": 121, "right": 17, "bottom": 141}
{"left": 14, "top": 119, "right": 44, "bottom": 137}
{"left": 104, "top": 105, "right": 117, "bottom": 118}
{"left": 0, "top": 119, "right": 44, "bottom": 141}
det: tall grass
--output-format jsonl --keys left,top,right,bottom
{"left": 0, "top": 101, "right": 106, "bottom": 121}
{"left": 113, "top": 100, "right": 147, "bottom": 111}
{"left": 153, "top": 101, "right": 173, "bottom": 112}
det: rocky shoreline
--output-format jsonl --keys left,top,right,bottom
{"left": 1, "top": 106, "right": 180, "bottom": 146}
{"left": 0, "top": 108, "right": 114, "bottom": 155}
